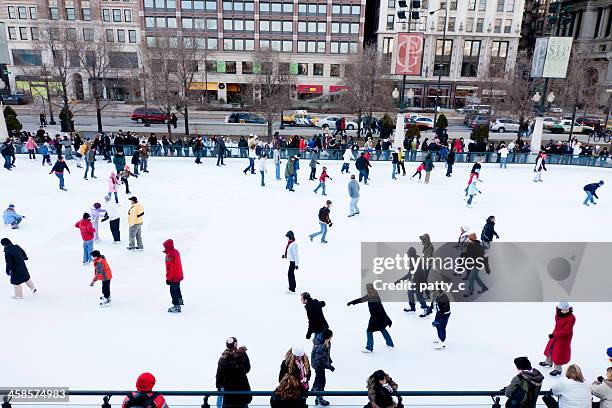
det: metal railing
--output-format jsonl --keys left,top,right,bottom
{"left": 9, "top": 143, "right": 612, "bottom": 168}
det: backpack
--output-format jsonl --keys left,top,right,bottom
{"left": 506, "top": 375, "right": 537, "bottom": 408}
{"left": 124, "top": 392, "right": 160, "bottom": 408}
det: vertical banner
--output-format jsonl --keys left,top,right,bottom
{"left": 531, "top": 117, "right": 544, "bottom": 154}
{"left": 392, "top": 33, "right": 424, "bottom": 76}
{"left": 530, "top": 37, "right": 548, "bottom": 78}
{"left": 394, "top": 112, "right": 405, "bottom": 148}
{"left": 542, "top": 37, "right": 573, "bottom": 78}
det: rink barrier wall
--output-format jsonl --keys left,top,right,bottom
{"left": 10, "top": 143, "right": 612, "bottom": 168}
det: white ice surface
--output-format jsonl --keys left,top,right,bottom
{"left": 1, "top": 157, "right": 611, "bottom": 406}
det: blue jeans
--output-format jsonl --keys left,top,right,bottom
{"left": 366, "top": 329, "right": 394, "bottom": 351}
{"left": 341, "top": 163, "right": 350, "bottom": 173}
{"left": 309, "top": 222, "right": 328, "bottom": 242}
{"left": 349, "top": 197, "right": 359, "bottom": 215}
{"left": 408, "top": 288, "right": 428, "bottom": 309}
{"left": 4, "top": 155, "right": 12, "bottom": 169}
{"left": 433, "top": 312, "right": 450, "bottom": 342}
{"left": 83, "top": 240, "right": 93, "bottom": 263}
{"left": 467, "top": 194, "right": 475, "bottom": 205}
{"left": 84, "top": 161, "right": 95, "bottom": 178}
{"left": 260, "top": 171, "right": 265, "bottom": 186}
{"left": 55, "top": 173, "right": 65, "bottom": 189}
{"left": 286, "top": 176, "right": 294, "bottom": 190}
{"left": 359, "top": 169, "right": 368, "bottom": 183}
{"left": 314, "top": 181, "right": 326, "bottom": 195}
{"left": 500, "top": 157, "right": 507, "bottom": 168}
{"left": 275, "top": 163, "right": 281, "bottom": 179}
{"left": 244, "top": 158, "right": 255, "bottom": 173}
{"left": 583, "top": 191, "right": 594, "bottom": 205}
{"left": 140, "top": 158, "right": 148, "bottom": 171}
{"left": 195, "top": 149, "right": 202, "bottom": 163}
{"left": 392, "top": 164, "right": 397, "bottom": 179}
{"left": 467, "top": 268, "right": 487, "bottom": 294}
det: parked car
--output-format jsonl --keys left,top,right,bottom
{"left": 130, "top": 107, "right": 168, "bottom": 124}
{"left": 489, "top": 118, "right": 520, "bottom": 133}
{"left": 405, "top": 115, "right": 434, "bottom": 130}
{"left": 318, "top": 116, "right": 357, "bottom": 130}
{"left": 542, "top": 117, "right": 560, "bottom": 129}
{"left": 463, "top": 104, "right": 493, "bottom": 116}
{"left": 575, "top": 116, "right": 602, "bottom": 128}
{"left": 282, "top": 110, "right": 318, "bottom": 127}
{"left": 1, "top": 94, "right": 30, "bottom": 105}
{"left": 549, "top": 106, "right": 563, "bottom": 114}
{"left": 225, "top": 112, "right": 267, "bottom": 124}
{"left": 550, "top": 119, "right": 590, "bottom": 134}
{"left": 470, "top": 115, "right": 490, "bottom": 128}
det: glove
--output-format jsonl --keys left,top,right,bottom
{"left": 166, "top": 280, "right": 171, "bottom": 285}
{"left": 347, "top": 300, "right": 355, "bottom": 306}
{"left": 295, "top": 265, "right": 299, "bottom": 270}
{"left": 597, "top": 376, "right": 604, "bottom": 383}
{"left": 328, "top": 223, "right": 333, "bottom": 227}
{"left": 281, "top": 255, "right": 286, "bottom": 259}
{"left": 548, "top": 334, "right": 554, "bottom": 339}
{"left": 89, "top": 281, "right": 94, "bottom": 287}
{"left": 388, "top": 320, "right": 393, "bottom": 327}
{"left": 306, "top": 333, "right": 311, "bottom": 340}
{"left": 101, "top": 214, "right": 109, "bottom": 223}
{"left": 330, "top": 366, "right": 335, "bottom": 372}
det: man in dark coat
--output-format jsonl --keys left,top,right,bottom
{"left": 215, "top": 337, "right": 252, "bottom": 408}
{"left": 301, "top": 292, "right": 329, "bottom": 339}
{"left": 217, "top": 137, "right": 226, "bottom": 166}
{"left": 347, "top": 284, "right": 394, "bottom": 352}
{"left": 2, "top": 238, "right": 37, "bottom": 299}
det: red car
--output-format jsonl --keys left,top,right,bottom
{"left": 130, "top": 107, "right": 168, "bottom": 124}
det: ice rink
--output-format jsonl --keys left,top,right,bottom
{"left": 1, "top": 155, "right": 611, "bottom": 405}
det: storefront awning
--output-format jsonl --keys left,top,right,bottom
{"left": 297, "top": 85, "right": 323, "bottom": 94}
{"left": 189, "top": 82, "right": 218, "bottom": 91}
{"left": 329, "top": 85, "right": 350, "bottom": 93}
{"left": 227, "top": 83, "right": 241, "bottom": 92}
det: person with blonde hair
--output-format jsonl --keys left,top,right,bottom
{"left": 270, "top": 374, "right": 307, "bottom": 408}
{"left": 278, "top": 346, "right": 311, "bottom": 397}
{"left": 551, "top": 364, "right": 591, "bottom": 408}
{"left": 591, "top": 367, "right": 612, "bottom": 408}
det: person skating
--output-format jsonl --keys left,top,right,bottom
{"left": 293, "top": 155, "right": 301, "bottom": 185}
{"left": 309, "top": 153, "right": 320, "bottom": 181}
{"left": 282, "top": 230, "right": 299, "bottom": 293}
{"left": 119, "top": 165, "right": 138, "bottom": 194}
{"left": 347, "top": 283, "right": 394, "bottom": 352}
{"left": 127, "top": 196, "right": 144, "bottom": 250}
{"left": 430, "top": 289, "right": 451, "bottom": 349}
{"left": 89, "top": 250, "right": 112, "bottom": 307}
{"left": 355, "top": 152, "right": 371, "bottom": 184}
{"left": 113, "top": 151, "right": 126, "bottom": 173}
{"left": 258, "top": 153, "right": 267, "bottom": 187}
{"left": 464, "top": 167, "right": 483, "bottom": 198}
{"left": 391, "top": 149, "right": 399, "bottom": 180}
{"left": 309, "top": 200, "right": 332, "bottom": 244}
{"left": 462, "top": 233, "right": 488, "bottom": 297}
{"left": 411, "top": 162, "right": 425, "bottom": 181}
{"left": 25, "top": 136, "right": 38, "bottom": 160}
{"left": 533, "top": 152, "right": 547, "bottom": 182}
{"left": 49, "top": 156, "right": 70, "bottom": 190}
{"left": 348, "top": 175, "right": 360, "bottom": 217}
{"left": 2, "top": 238, "right": 37, "bottom": 299}
{"left": 106, "top": 172, "right": 120, "bottom": 204}
{"left": 313, "top": 167, "right": 332, "bottom": 196}
{"left": 301, "top": 292, "right": 329, "bottom": 339}
{"left": 395, "top": 247, "right": 428, "bottom": 314}
{"left": 540, "top": 302, "right": 576, "bottom": 376}
{"left": 285, "top": 157, "right": 296, "bottom": 191}
{"left": 445, "top": 149, "right": 455, "bottom": 177}
{"left": 341, "top": 148, "right": 353, "bottom": 174}
{"left": 397, "top": 147, "right": 406, "bottom": 176}
{"left": 84, "top": 146, "right": 96, "bottom": 180}
{"left": 273, "top": 146, "right": 282, "bottom": 180}
{"left": 131, "top": 148, "right": 141, "bottom": 176}
{"left": 40, "top": 142, "right": 52, "bottom": 166}
{"left": 3, "top": 204, "right": 24, "bottom": 229}
{"left": 423, "top": 153, "right": 434, "bottom": 184}
{"left": 311, "top": 328, "right": 334, "bottom": 406}
{"left": 480, "top": 215, "right": 499, "bottom": 274}
{"left": 365, "top": 370, "right": 398, "bottom": 408}
{"left": 164, "top": 239, "right": 184, "bottom": 313}
{"left": 583, "top": 180, "right": 604, "bottom": 206}
{"left": 278, "top": 346, "right": 311, "bottom": 395}
{"left": 243, "top": 145, "right": 257, "bottom": 174}
{"left": 466, "top": 172, "right": 482, "bottom": 208}
{"left": 498, "top": 145, "right": 509, "bottom": 168}
{"left": 216, "top": 337, "right": 252, "bottom": 408}
{"left": 502, "top": 357, "right": 544, "bottom": 408}
{"left": 75, "top": 213, "right": 95, "bottom": 264}
{"left": 122, "top": 372, "right": 169, "bottom": 408}
{"left": 106, "top": 201, "right": 121, "bottom": 243}
{"left": 217, "top": 137, "right": 226, "bottom": 166}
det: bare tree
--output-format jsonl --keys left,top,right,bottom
{"left": 172, "top": 35, "right": 201, "bottom": 135}
{"left": 70, "top": 33, "right": 118, "bottom": 132}
{"left": 250, "top": 48, "right": 294, "bottom": 139}
{"left": 340, "top": 43, "right": 394, "bottom": 134}
{"left": 498, "top": 49, "right": 537, "bottom": 131}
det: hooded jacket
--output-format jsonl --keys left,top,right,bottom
{"left": 4, "top": 243, "right": 31, "bottom": 285}
{"left": 311, "top": 332, "right": 333, "bottom": 370}
{"left": 164, "top": 239, "right": 183, "bottom": 282}
{"left": 591, "top": 380, "right": 612, "bottom": 408}
{"left": 215, "top": 346, "right": 252, "bottom": 407}
{"left": 504, "top": 368, "right": 544, "bottom": 408}
{"left": 367, "top": 373, "right": 398, "bottom": 408}
{"left": 481, "top": 217, "right": 499, "bottom": 243}
{"left": 75, "top": 218, "right": 95, "bottom": 241}
{"left": 92, "top": 255, "right": 112, "bottom": 282}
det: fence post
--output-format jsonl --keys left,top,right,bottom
{"left": 491, "top": 396, "right": 501, "bottom": 408}
{"left": 2, "top": 396, "right": 12, "bottom": 408}
{"left": 102, "top": 395, "right": 112, "bottom": 408}
{"left": 201, "top": 395, "right": 210, "bottom": 408}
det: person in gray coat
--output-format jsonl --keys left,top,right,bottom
{"left": 311, "top": 328, "right": 334, "bottom": 406}
{"left": 309, "top": 151, "right": 320, "bottom": 181}
{"left": 84, "top": 147, "right": 96, "bottom": 180}
{"left": 348, "top": 175, "right": 360, "bottom": 217}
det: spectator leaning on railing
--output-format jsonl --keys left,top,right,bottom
{"left": 591, "top": 367, "right": 612, "bottom": 408}
{"left": 122, "top": 372, "right": 168, "bottom": 408}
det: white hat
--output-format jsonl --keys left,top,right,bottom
{"left": 558, "top": 301, "right": 570, "bottom": 310}
{"left": 461, "top": 225, "right": 471, "bottom": 233}
{"left": 292, "top": 345, "right": 304, "bottom": 357}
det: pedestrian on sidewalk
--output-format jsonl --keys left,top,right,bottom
{"left": 49, "top": 156, "right": 70, "bottom": 191}
{"left": 313, "top": 167, "right": 332, "bottom": 196}
{"left": 282, "top": 230, "right": 299, "bottom": 293}
{"left": 308, "top": 200, "right": 332, "bottom": 244}
{"left": 89, "top": 250, "right": 112, "bottom": 307}
{"left": 2, "top": 238, "right": 37, "bottom": 299}
{"left": 75, "top": 213, "right": 95, "bottom": 264}
{"left": 348, "top": 175, "right": 360, "bottom": 217}
{"left": 164, "top": 239, "right": 184, "bottom": 313}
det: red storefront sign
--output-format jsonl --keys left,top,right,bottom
{"left": 393, "top": 33, "right": 424, "bottom": 76}
{"left": 297, "top": 85, "right": 323, "bottom": 94}
{"left": 329, "top": 85, "right": 350, "bottom": 92}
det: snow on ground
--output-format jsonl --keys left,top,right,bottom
{"left": 1, "top": 156, "right": 611, "bottom": 406}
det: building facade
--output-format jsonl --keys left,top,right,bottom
{"left": 373, "top": 0, "right": 526, "bottom": 109}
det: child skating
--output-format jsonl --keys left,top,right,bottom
{"left": 89, "top": 250, "right": 112, "bottom": 307}
{"left": 466, "top": 178, "right": 481, "bottom": 208}
{"left": 411, "top": 162, "right": 425, "bottom": 181}
{"left": 314, "top": 167, "right": 332, "bottom": 196}
{"left": 119, "top": 165, "right": 138, "bottom": 194}
{"left": 105, "top": 172, "right": 120, "bottom": 204}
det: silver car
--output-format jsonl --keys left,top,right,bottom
{"left": 490, "top": 118, "right": 520, "bottom": 133}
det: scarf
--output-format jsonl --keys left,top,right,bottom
{"left": 285, "top": 240, "right": 294, "bottom": 258}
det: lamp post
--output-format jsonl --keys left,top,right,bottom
{"left": 430, "top": 2, "right": 448, "bottom": 130}
{"left": 406, "top": 87, "right": 414, "bottom": 107}
{"left": 140, "top": 68, "right": 150, "bottom": 127}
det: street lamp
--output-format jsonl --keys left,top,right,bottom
{"left": 531, "top": 91, "right": 541, "bottom": 104}
{"left": 430, "top": 2, "right": 448, "bottom": 131}
{"left": 392, "top": 87, "right": 400, "bottom": 101}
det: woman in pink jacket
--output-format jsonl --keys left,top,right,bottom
{"left": 105, "top": 172, "right": 119, "bottom": 204}
{"left": 25, "top": 136, "right": 38, "bottom": 160}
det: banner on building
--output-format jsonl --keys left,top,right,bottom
{"left": 542, "top": 37, "right": 573, "bottom": 78}
{"left": 0, "top": 23, "right": 10, "bottom": 65}
{"left": 530, "top": 37, "right": 548, "bottom": 78}
{"left": 392, "top": 33, "right": 424, "bottom": 76}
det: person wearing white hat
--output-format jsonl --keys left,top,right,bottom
{"left": 278, "top": 346, "right": 311, "bottom": 397}
{"left": 540, "top": 302, "right": 576, "bottom": 376}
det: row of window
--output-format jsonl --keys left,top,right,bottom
{"left": 181, "top": 17, "right": 218, "bottom": 30}
{"left": 49, "top": 7, "right": 91, "bottom": 21}
{"left": 102, "top": 8, "right": 133, "bottom": 23}
{"left": 202, "top": 61, "right": 341, "bottom": 76}
{"left": 105, "top": 28, "right": 138, "bottom": 43}
{"left": 6, "top": 26, "right": 38, "bottom": 41}
{"left": 143, "top": 0, "right": 360, "bottom": 14}
{"left": 145, "top": 18, "right": 360, "bottom": 34}
{"left": 386, "top": 14, "right": 513, "bottom": 34}
{"left": 387, "top": 0, "right": 514, "bottom": 12}
{"left": 7, "top": 6, "right": 37, "bottom": 20}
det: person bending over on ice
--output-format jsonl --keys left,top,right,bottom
{"left": 3, "top": 204, "right": 25, "bottom": 229}
{"left": 583, "top": 180, "right": 604, "bottom": 206}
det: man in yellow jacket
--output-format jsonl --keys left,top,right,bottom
{"left": 127, "top": 196, "right": 144, "bottom": 250}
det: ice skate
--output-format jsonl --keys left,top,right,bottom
{"left": 168, "top": 305, "right": 181, "bottom": 313}
{"left": 361, "top": 348, "right": 373, "bottom": 353}
{"left": 99, "top": 298, "right": 111, "bottom": 307}
{"left": 435, "top": 342, "right": 446, "bottom": 350}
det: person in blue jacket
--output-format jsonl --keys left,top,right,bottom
{"left": 3, "top": 204, "right": 24, "bottom": 229}
{"left": 583, "top": 180, "right": 604, "bottom": 206}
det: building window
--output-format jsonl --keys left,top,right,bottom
{"left": 478, "top": 0, "right": 485, "bottom": 11}
{"left": 490, "top": 40, "right": 508, "bottom": 74}
{"left": 387, "top": 14, "right": 394, "bottom": 30}
{"left": 297, "top": 63, "right": 308, "bottom": 75}
{"left": 8, "top": 6, "right": 16, "bottom": 19}
{"left": 82, "top": 8, "right": 91, "bottom": 20}
{"left": 124, "top": 9, "right": 132, "bottom": 21}
{"left": 11, "top": 49, "right": 42, "bottom": 66}
{"left": 466, "top": 17, "right": 474, "bottom": 32}
{"left": 388, "top": 0, "right": 395, "bottom": 8}
{"left": 496, "top": 0, "right": 504, "bottom": 12}
{"left": 282, "top": 40, "right": 292, "bottom": 52}
{"left": 468, "top": 0, "right": 475, "bottom": 10}
{"left": 106, "top": 29, "right": 114, "bottom": 41}
{"left": 83, "top": 28, "right": 94, "bottom": 41}
{"left": 507, "top": 0, "right": 514, "bottom": 11}
{"left": 271, "top": 20, "right": 281, "bottom": 31}
{"left": 19, "top": 27, "right": 28, "bottom": 40}
{"left": 382, "top": 37, "right": 394, "bottom": 53}
{"left": 313, "top": 63, "right": 323, "bottom": 75}
{"left": 168, "top": 17, "right": 177, "bottom": 27}
{"left": 330, "top": 64, "right": 340, "bottom": 77}
{"left": 117, "top": 29, "right": 126, "bottom": 42}
{"left": 7, "top": 27, "right": 17, "bottom": 40}
{"left": 30, "top": 27, "right": 39, "bottom": 40}
{"left": 50, "top": 7, "right": 59, "bottom": 19}
{"left": 437, "top": 16, "right": 444, "bottom": 31}
{"left": 260, "top": 2, "right": 269, "bottom": 11}
{"left": 434, "top": 39, "right": 452, "bottom": 76}
{"left": 260, "top": 20, "right": 269, "bottom": 31}
{"left": 449, "top": 0, "right": 457, "bottom": 10}
{"left": 67, "top": 27, "right": 77, "bottom": 40}
{"left": 494, "top": 18, "right": 501, "bottom": 33}
{"left": 448, "top": 17, "right": 455, "bottom": 31}
{"left": 206, "top": 0, "right": 216, "bottom": 10}
{"left": 226, "top": 61, "right": 237, "bottom": 74}
{"left": 146, "top": 36, "right": 156, "bottom": 47}
{"left": 103, "top": 9, "right": 110, "bottom": 21}
{"left": 66, "top": 7, "right": 76, "bottom": 20}
{"left": 260, "top": 39, "right": 269, "bottom": 49}
{"left": 242, "top": 61, "right": 253, "bottom": 74}
{"left": 461, "top": 40, "right": 480, "bottom": 77}
{"left": 504, "top": 19, "right": 512, "bottom": 33}
{"left": 183, "top": 17, "right": 193, "bottom": 28}
{"left": 112, "top": 9, "right": 121, "bottom": 21}
{"left": 476, "top": 17, "right": 484, "bottom": 32}
{"left": 207, "top": 37, "right": 218, "bottom": 49}
{"left": 128, "top": 30, "right": 136, "bottom": 42}
{"left": 145, "top": 16, "right": 154, "bottom": 27}
{"left": 29, "top": 7, "right": 37, "bottom": 19}
{"left": 17, "top": 6, "right": 27, "bottom": 19}
{"left": 283, "top": 21, "right": 292, "bottom": 32}
{"left": 208, "top": 18, "right": 217, "bottom": 30}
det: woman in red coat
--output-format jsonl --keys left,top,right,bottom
{"left": 163, "top": 239, "right": 183, "bottom": 313}
{"left": 540, "top": 302, "right": 575, "bottom": 376}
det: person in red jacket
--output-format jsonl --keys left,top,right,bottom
{"left": 164, "top": 239, "right": 184, "bottom": 313}
{"left": 75, "top": 213, "right": 96, "bottom": 264}
{"left": 122, "top": 372, "right": 168, "bottom": 408}
{"left": 89, "top": 250, "right": 112, "bottom": 307}
{"left": 313, "top": 166, "right": 332, "bottom": 196}
{"left": 540, "top": 302, "right": 576, "bottom": 376}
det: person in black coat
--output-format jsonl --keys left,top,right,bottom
{"left": 463, "top": 233, "right": 488, "bottom": 297}
{"left": 131, "top": 149, "right": 141, "bottom": 176}
{"left": 215, "top": 337, "right": 252, "bottom": 408}
{"left": 217, "top": 137, "right": 226, "bottom": 166}
{"left": 301, "top": 292, "right": 329, "bottom": 339}
{"left": 347, "top": 284, "right": 394, "bottom": 353}
{"left": 583, "top": 180, "right": 604, "bottom": 206}
{"left": 2, "top": 238, "right": 37, "bottom": 299}
{"left": 270, "top": 374, "right": 308, "bottom": 408}
{"left": 446, "top": 150, "right": 455, "bottom": 177}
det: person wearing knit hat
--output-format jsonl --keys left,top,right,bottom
{"left": 122, "top": 373, "right": 168, "bottom": 408}
{"left": 540, "top": 302, "right": 576, "bottom": 376}
{"left": 582, "top": 180, "right": 604, "bottom": 206}
{"left": 216, "top": 337, "right": 252, "bottom": 408}
{"left": 502, "top": 357, "right": 544, "bottom": 406}
{"left": 2, "top": 238, "right": 37, "bottom": 299}
{"left": 279, "top": 346, "right": 311, "bottom": 396}
{"left": 311, "top": 329, "right": 334, "bottom": 406}
{"left": 607, "top": 347, "right": 612, "bottom": 362}
{"left": 90, "top": 203, "right": 108, "bottom": 242}
{"left": 3, "top": 203, "right": 24, "bottom": 229}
